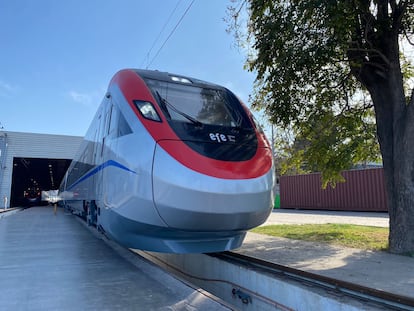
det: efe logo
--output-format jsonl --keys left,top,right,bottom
{"left": 209, "top": 133, "right": 236, "bottom": 143}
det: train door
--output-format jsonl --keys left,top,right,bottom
{"left": 101, "top": 102, "right": 114, "bottom": 207}
{"left": 90, "top": 97, "right": 112, "bottom": 226}
{"left": 97, "top": 99, "right": 111, "bottom": 191}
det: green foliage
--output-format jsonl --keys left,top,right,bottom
{"left": 288, "top": 107, "right": 380, "bottom": 187}
{"left": 247, "top": 1, "right": 359, "bottom": 123}
{"left": 272, "top": 104, "right": 381, "bottom": 187}
{"left": 401, "top": 52, "right": 414, "bottom": 104}
{"left": 228, "top": 0, "right": 413, "bottom": 185}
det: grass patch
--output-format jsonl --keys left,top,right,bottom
{"left": 251, "top": 224, "right": 389, "bottom": 251}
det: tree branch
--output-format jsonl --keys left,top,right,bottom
{"left": 347, "top": 47, "right": 391, "bottom": 67}
{"left": 404, "top": 31, "right": 414, "bottom": 45}
{"left": 392, "top": 0, "right": 408, "bottom": 33}
{"left": 390, "top": 0, "right": 398, "bottom": 12}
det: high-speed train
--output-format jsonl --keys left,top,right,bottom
{"left": 59, "top": 69, "right": 274, "bottom": 253}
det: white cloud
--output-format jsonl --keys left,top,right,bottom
{"left": 0, "top": 80, "right": 16, "bottom": 97}
{"left": 68, "top": 85, "right": 107, "bottom": 109}
{"left": 68, "top": 90, "right": 103, "bottom": 109}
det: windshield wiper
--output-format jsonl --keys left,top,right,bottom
{"left": 156, "top": 91, "right": 171, "bottom": 119}
{"left": 156, "top": 91, "right": 203, "bottom": 127}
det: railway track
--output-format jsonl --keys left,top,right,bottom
{"left": 137, "top": 250, "right": 414, "bottom": 310}
{"left": 77, "top": 208, "right": 414, "bottom": 310}
{"left": 214, "top": 252, "right": 414, "bottom": 310}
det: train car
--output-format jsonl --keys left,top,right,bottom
{"left": 59, "top": 69, "right": 274, "bottom": 253}
{"left": 24, "top": 187, "right": 41, "bottom": 206}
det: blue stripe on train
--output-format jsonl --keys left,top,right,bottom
{"left": 67, "top": 160, "right": 136, "bottom": 191}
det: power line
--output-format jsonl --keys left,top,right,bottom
{"left": 140, "top": 0, "right": 184, "bottom": 68}
{"left": 146, "top": 0, "right": 196, "bottom": 69}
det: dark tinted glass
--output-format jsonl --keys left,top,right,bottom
{"left": 145, "top": 79, "right": 252, "bottom": 128}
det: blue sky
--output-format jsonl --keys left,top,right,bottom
{"left": 0, "top": 0, "right": 256, "bottom": 137}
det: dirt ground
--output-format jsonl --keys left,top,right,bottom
{"left": 235, "top": 210, "right": 413, "bottom": 298}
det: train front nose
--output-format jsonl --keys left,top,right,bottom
{"left": 152, "top": 143, "right": 274, "bottom": 231}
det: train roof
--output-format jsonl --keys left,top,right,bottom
{"left": 133, "top": 69, "right": 224, "bottom": 90}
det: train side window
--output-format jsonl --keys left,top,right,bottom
{"left": 107, "top": 104, "right": 132, "bottom": 138}
{"left": 117, "top": 111, "right": 132, "bottom": 137}
{"left": 108, "top": 104, "right": 119, "bottom": 138}
{"left": 106, "top": 104, "right": 113, "bottom": 136}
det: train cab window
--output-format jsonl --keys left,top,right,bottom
{"left": 144, "top": 79, "right": 252, "bottom": 129}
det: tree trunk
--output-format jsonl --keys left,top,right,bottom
{"left": 348, "top": 11, "right": 414, "bottom": 254}
{"left": 388, "top": 92, "right": 414, "bottom": 255}
{"left": 370, "top": 68, "right": 414, "bottom": 255}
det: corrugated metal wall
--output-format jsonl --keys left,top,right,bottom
{"left": 280, "top": 168, "right": 388, "bottom": 211}
{"left": 0, "top": 131, "right": 83, "bottom": 204}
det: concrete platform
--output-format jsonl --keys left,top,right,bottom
{"left": 0, "top": 207, "right": 229, "bottom": 311}
{"left": 236, "top": 209, "right": 414, "bottom": 298}
{"left": 0, "top": 208, "right": 20, "bottom": 219}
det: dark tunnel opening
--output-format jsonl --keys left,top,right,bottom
{"left": 10, "top": 157, "right": 71, "bottom": 207}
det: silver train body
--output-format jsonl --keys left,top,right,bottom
{"left": 60, "top": 69, "right": 274, "bottom": 253}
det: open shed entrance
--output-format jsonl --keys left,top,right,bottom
{"left": 10, "top": 157, "right": 71, "bottom": 207}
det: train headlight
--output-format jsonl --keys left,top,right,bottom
{"left": 170, "top": 76, "right": 192, "bottom": 84}
{"left": 134, "top": 100, "right": 161, "bottom": 122}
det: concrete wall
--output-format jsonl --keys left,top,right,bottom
{"left": 0, "top": 131, "right": 82, "bottom": 207}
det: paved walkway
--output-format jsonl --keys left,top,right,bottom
{"left": 263, "top": 209, "right": 389, "bottom": 227}
{"left": 0, "top": 207, "right": 229, "bottom": 310}
{"left": 236, "top": 209, "right": 413, "bottom": 298}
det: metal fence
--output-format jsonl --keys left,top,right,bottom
{"left": 280, "top": 168, "right": 388, "bottom": 211}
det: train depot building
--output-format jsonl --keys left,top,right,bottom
{"left": 0, "top": 131, "right": 82, "bottom": 207}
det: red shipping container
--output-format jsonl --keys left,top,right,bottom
{"left": 280, "top": 168, "right": 388, "bottom": 211}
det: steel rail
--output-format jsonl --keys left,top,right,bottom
{"left": 210, "top": 251, "right": 414, "bottom": 311}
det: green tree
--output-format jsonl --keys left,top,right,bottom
{"left": 228, "top": 0, "right": 414, "bottom": 254}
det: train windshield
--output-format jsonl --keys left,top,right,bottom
{"left": 145, "top": 79, "right": 251, "bottom": 128}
